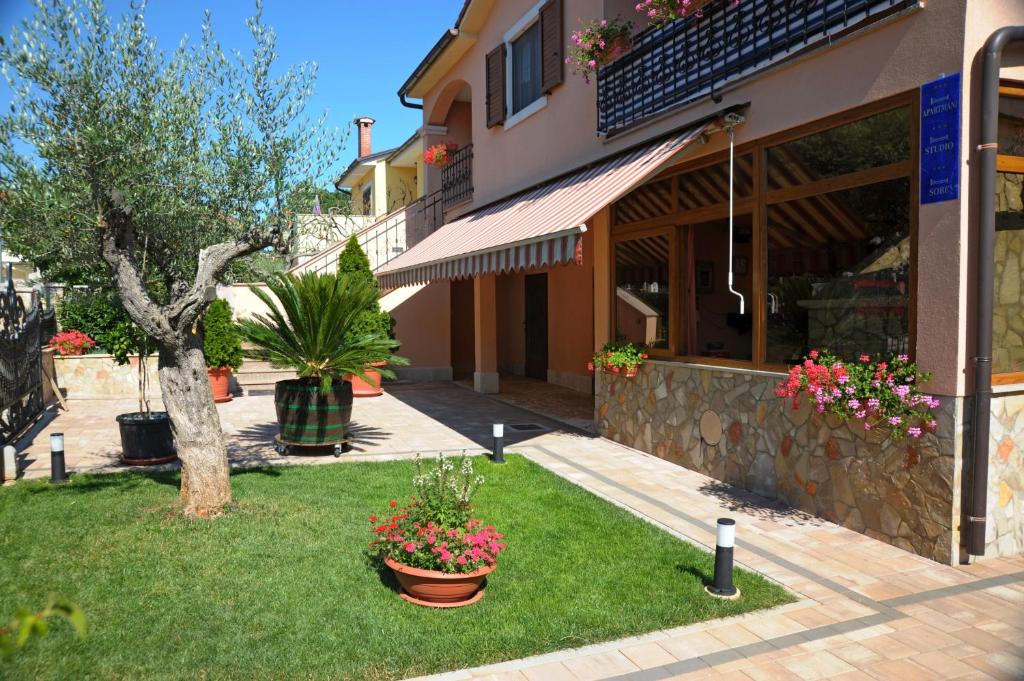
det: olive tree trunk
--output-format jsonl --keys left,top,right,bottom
{"left": 158, "top": 338, "right": 231, "bottom": 517}
{"left": 101, "top": 195, "right": 275, "bottom": 518}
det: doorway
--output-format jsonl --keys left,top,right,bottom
{"left": 524, "top": 273, "right": 548, "bottom": 380}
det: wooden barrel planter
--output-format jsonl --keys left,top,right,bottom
{"left": 116, "top": 411, "right": 177, "bottom": 465}
{"left": 273, "top": 378, "right": 352, "bottom": 453}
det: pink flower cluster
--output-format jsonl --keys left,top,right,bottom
{"left": 370, "top": 501, "right": 507, "bottom": 574}
{"left": 634, "top": 0, "right": 740, "bottom": 26}
{"left": 774, "top": 350, "right": 939, "bottom": 442}
{"left": 565, "top": 17, "right": 633, "bottom": 83}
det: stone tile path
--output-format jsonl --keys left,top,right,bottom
{"left": 8, "top": 381, "right": 1024, "bottom": 680}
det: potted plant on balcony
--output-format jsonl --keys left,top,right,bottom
{"left": 423, "top": 142, "right": 458, "bottom": 167}
{"left": 370, "top": 454, "right": 506, "bottom": 608}
{"left": 202, "top": 299, "right": 243, "bottom": 403}
{"left": 238, "top": 271, "right": 406, "bottom": 454}
{"left": 109, "top": 321, "right": 176, "bottom": 465}
{"left": 635, "top": 0, "right": 721, "bottom": 27}
{"left": 566, "top": 17, "right": 634, "bottom": 83}
{"left": 337, "top": 235, "right": 396, "bottom": 397}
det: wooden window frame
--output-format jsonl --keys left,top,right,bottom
{"left": 993, "top": 81, "right": 1024, "bottom": 386}
{"left": 609, "top": 91, "right": 920, "bottom": 373}
{"left": 612, "top": 226, "right": 679, "bottom": 358}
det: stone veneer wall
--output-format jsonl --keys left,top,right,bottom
{"left": 53, "top": 354, "right": 161, "bottom": 399}
{"left": 988, "top": 391, "right": 1024, "bottom": 557}
{"left": 596, "top": 361, "right": 963, "bottom": 564}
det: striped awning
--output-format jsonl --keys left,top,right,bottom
{"left": 377, "top": 122, "right": 711, "bottom": 289}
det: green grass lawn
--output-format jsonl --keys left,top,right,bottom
{"left": 1, "top": 455, "right": 793, "bottom": 680}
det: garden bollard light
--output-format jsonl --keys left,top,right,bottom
{"left": 491, "top": 424, "right": 505, "bottom": 464}
{"left": 706, "top": 518, "right": 739, "bottom": 599}
{"left": 50, "top": 433, "right": 68, "bottom": 485}
{"left": 2, "top": 445, "right": 16, "bottom": 483}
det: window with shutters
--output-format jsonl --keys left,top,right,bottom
{"left": 491, "top": 0, "right": 562, "bottom": 129}
{"left": 510, "top": 21, "right": 541, "bottom": 114}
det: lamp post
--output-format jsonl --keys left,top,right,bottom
{"left": 706, "top": 518, "right": 739, "bottom": 599}
{"left": 50, "top": 432, "right": 67, "bottom": 484}
{"left": 491, "top": 424, "right": 505, "bottom": 464}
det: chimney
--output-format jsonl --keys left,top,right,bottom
{"left": 354, "top": 116, "right": 375, "bottom": 158}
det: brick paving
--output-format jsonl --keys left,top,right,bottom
{"left": 7, "top": 382, "right": 1024, "bottom": 680}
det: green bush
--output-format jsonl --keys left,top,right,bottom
{"left": 336, "top": 236, "right": 395, "bottom": 343}
{"left": 202, "top": 299, "right": 243, "bottom": 370}
{"left": 56, "top": 289, "right": 130, "bottom": 353}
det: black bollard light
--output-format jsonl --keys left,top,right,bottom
{"left": 706, "top": 518, "right": 739, "bottom": 599}
{"left": 50, "top": 432, "right": 68, "bottom": 484}
{"left": 491, "top": 424, "right": 505, "bottom": 464}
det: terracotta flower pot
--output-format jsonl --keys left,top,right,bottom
{"left": 349, "top": 361, "right": 386, "bottom": 398}
{"left": 384, "top": 556, "right": 495, "bottom": 608}
{"left": 624, "top": 366, "right": 638, "bottom": 378}
{"left": 598, "top": 34, "right": 632, "bottom": 67}
{"left": 208, "top": 366, "right": 233, "bottom": 403}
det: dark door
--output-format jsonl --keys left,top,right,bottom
{"left": 524, "top": 274, "right": 548, "bottom": 380}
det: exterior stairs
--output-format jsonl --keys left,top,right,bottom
{"left": 234, "top": 360, "right": 297, "bottom": 396}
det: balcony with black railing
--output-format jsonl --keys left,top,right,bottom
{"left": 597, "top": 0, "right": 920, "bottom": 136}
{"left": 441, "top": 144, "right": 473, "bottom": 207}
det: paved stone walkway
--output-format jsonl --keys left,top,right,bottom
{"left": 8, "top": 382, "right": 1024, "bottom": 680}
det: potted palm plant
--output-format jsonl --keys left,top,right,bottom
{"left": 202, "top": 299, "right": 243, "bottom": 403}
{"left": 110, "top": 320, "right": 176, "bottom": 465}
{"left": 238, "top": 271, "right": 406, "bottom": 454}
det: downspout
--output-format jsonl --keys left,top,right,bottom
{"left": 968, "top": 25, "right": 1024, "bottom": 557}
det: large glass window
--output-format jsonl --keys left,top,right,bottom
{"left": 511, "top": 22, "right": 542, "bottom": 114}
{"left": 766, "top": 179, "right": 911, "bottom": 363}
{"left": 767, "top": 108, "right": 911, "bottom": 189}
{"left": 609, "top": 99, "right": 915, "bottom": 370}
{"left": 684, "top": 215, "right": 753, "bottom": 360}
{"left": 995, "top": 83, "right": 1024, "bottom": 381}
{"left": 615, "top": 234, "right": 671, "bottom": 349}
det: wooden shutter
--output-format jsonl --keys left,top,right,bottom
{"left": 486, "top": 44, "right": 507, "bottom": 128}
{"left": 540, "top": 0, "right": 563, "bottom": 93}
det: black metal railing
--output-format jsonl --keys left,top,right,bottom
{"left": 0, "top": 265, "right": 44, "bottom": 446}
{"left": 597, "top": 0, "right": 919, "bottom": 135}
{"left": 442, "top": 144, "right": 473, "bottom": 206}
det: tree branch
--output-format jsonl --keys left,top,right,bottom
{"left": 98, "top": 190, "right": 175, "bottom": 342}
{"left": 164, "top": 226, "right": 280, "bottom": 330}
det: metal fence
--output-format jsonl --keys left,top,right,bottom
{"left": 597, "top": 0, "right": 918, "bottom": 135}
{"left": 442, "top": 144, "right": 474, "bottom": 207}
{"left": 0, "top": 265, "right": 44, "bottom": 446}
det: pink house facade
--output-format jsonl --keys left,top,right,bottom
{"left": 370, "top": 0, "right": 1024, "bottom": 564}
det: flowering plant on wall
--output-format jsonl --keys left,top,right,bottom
{"left": 773, "top": 350, "right": 940, "bottom": 441}
{"left": 368, "top": 454, "right": 507, "bottom": 574}
{"left": 589, "top": 340, "right": 648, "bottom": 377}
{"left": 423, "top": 143, "right": 458, "bottom": 167}
{"left": 565, "top": 18, "right": 633, "bottom": 83}
{"left": 49, "top": 329, "right": 96, "bottom": 356}
{"left": 635, "top": 0, "right": 740, "bottom": 28}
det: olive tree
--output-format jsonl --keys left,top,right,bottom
{"left": 0, "top": 0, "right": 342, "bottom": 516}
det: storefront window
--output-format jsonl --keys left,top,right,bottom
{"left": 615, "top": 234, "right": 671, "bottom": 349}
{"left": 768, "top": 108, "right": 910, "bottom": 189}
{"left": 995, "top": 83, "right": 1024, "bottom": 381}
{"left": 609, "top": 98, "right": 915, "bottom": 370}
{"left": 766, "top": 179, "right": 911, "bottom": 363}
{"left": 684, "top": 215, "right": 753, "bottom": 360}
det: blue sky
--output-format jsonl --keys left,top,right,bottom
{"left": 0, "top": 0, "right": 462, "bottom": 182}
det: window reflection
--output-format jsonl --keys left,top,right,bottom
{"left": 766, "top": 178, "right": 911, "bottom": 363}
{"left": 615, "top": 234, "right": 671, "bottom": 349}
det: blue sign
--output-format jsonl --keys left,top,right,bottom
{"left": 920, "top": 73, "right": 961, "bottom": 204}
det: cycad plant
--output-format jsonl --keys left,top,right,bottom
{"left": 238, "top": 271, "right": 407, "bottom": 391}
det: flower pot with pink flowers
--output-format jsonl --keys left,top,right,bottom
{"left": 369, "top": 454, "right": 506, "bottom": 608}
{"left": 566, "top": 18, "right": 634, "bottom": 83}
{"left": 773, "top": 350, "right": 940, "bottom": 443}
